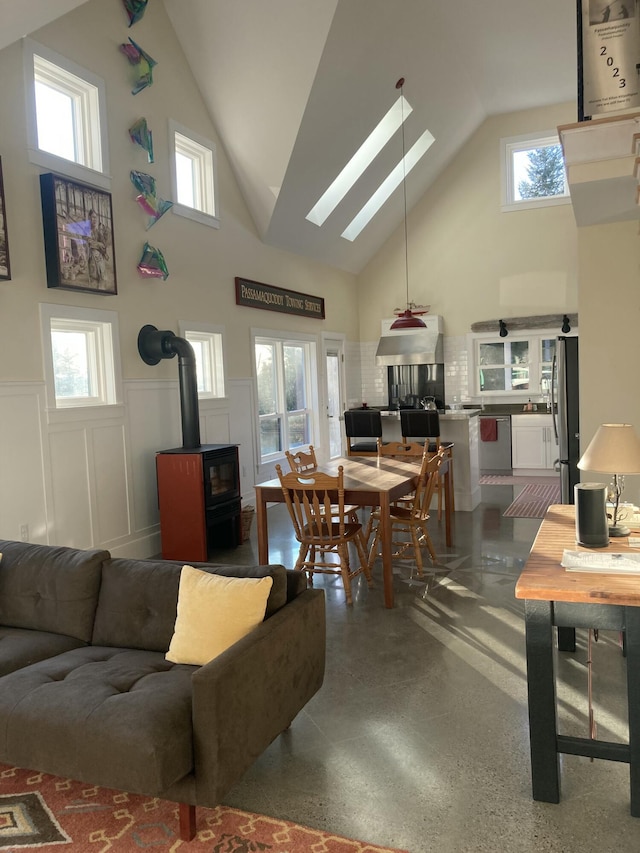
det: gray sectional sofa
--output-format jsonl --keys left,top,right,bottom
{"left": 0, "top": 539, "right": 326, "bottom": 841}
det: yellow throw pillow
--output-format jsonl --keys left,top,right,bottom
{"left": 166, "top": 565, "right": 273, "bottom": 666}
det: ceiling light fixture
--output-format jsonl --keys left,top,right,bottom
{"left": 389, "top": 78, "right": 427, "bottom": 331}
{"left": 561, "top": 314, "right": 571, "bottom": 333}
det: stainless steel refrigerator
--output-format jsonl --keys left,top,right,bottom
{"left": 551, "top": 336, "right": 580, "bottom": 504}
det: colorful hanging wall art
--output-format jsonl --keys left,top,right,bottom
{"left": 122, "top": 0, "right": 149, "bottom": 27}
{"left": 129, "top": 117, "right": 154, "bottom": 163}
{"left": 119, "top": 38, "right": 157, "bottom": 95}
{"left": 137, "top": 242, "right": 169, "bottom": 280}
{"left": 130, "top": 170, "right": 172, "bottom": 228}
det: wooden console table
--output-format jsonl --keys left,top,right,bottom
{"left": 515, "top": 504, "right": 640, "bottom": 815}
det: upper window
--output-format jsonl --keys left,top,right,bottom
{"left": 40, "top": 304, "right": 121, "bottom": 410}
{"left": 179, "top": 322, "right": 226, "bottom": 399}
{"left": 24, "top": 39, "right": 110, "bottom": 188}
{"left": 169, "top": 120, "right": 219, "bottom": 228}
{"left": 501, "top": 132, "right": 569, "bottom": 212}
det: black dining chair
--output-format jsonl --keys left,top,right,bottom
{"left": 343, "top": 410, "right": 383, "bottom": 456}
{"left": 399, "top": 410, "right": 441, "bottom": 451}
{"left": 400, "top": 409, "right": 455, "bottom": 518}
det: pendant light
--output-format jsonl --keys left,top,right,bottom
{"left": 390, "top": 78, "right": 427, "bottom": 330}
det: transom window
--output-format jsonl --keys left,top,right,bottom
{"left": 24, "top": 39, "right": 110, "bottom": 188}
{"left": 169, "top": 120, "right": 219, "bottom": 228}
{"left": 501, "top": 132, "right": 569, "bottom": 212}
{"left": 180, "top": 323, "right": 226, "bottom": 399}
{"left": 40, "top": 304, "right": 121, "bottom": 409}
{"left": 254, "top": 336, "right": 316, "bottom": 462}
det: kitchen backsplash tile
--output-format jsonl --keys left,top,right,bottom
{"left": 356, "top": 334, "right": 471, "bottom": 408}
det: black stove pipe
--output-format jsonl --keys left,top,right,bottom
{"left": 137, "top": 324, "right": 201, "bottom": 449}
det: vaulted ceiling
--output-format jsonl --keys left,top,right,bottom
{"left": 1, "top": 0, "right": 579, "bottom": 274}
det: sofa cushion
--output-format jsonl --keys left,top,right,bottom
{"left": 166, "top": 566, "right": 273, "bottom": 665}
{"left": 0, "top": 541, "right": 108, "bottom": 642}
{"left": 91, "top": 559, "right": 287, "bottom": 651}
{"left": 0, "top": 646, "right": 195, "bottom": 795}
{"left": 0, "top": 627, "right": 85, "bottom": 675}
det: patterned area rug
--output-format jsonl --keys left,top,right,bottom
{"left": 503, "top": 482, "right": 561, "bottom": 518}
{"left": 480, "top": 474, "right": 559, "bottom": 485}
{"left": 0, "top": 764, "right": 408, "bottom": 852}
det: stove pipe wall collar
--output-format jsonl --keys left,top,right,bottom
{"left": 137, "top": 324, "right": 201, "bottom": 449}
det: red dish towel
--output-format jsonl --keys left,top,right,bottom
{"left": 480, "top": 418, "right": 498, "bottom": 442}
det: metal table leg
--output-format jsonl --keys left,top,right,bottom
{"left": 626, "top": 606, "right": 640, "bottom": 816}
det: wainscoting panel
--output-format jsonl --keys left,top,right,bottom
{"left": 0, "top": 385, "right": 48, "bottom": 543}
{"left": 91, "top": 423, "right": 130, "bottom": 545}
{"left": 48, "top": 428, "right": 92, "bottom": 549}
{"left": 200, "top": 410, "right": 231, "bottom": 445}
{"left": 125, "top": 381, "right": 181, "bottom": 536}
{"left": 229, "top": 380, "right": 257, "bottom": 501}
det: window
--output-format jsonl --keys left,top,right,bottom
{"left": 254, "top": 335, "right": 317, "bottom": 462}
{"left": 24, "top": 39, "right": 110, "bottom": 188}
{"left": 40, "top": 304, "right": 121, "bottom": 409}
{"left": 477, "top": 338, "right": 530, "bottom": 393}
{"left": 169, "top": 120, "right": 219, "bottom": 228}
{"left": 501, "top": 132, "right": 569, "bottom": 212}
{"left": 472, "top": 330, "right": 575, "bottom": 398}
{"left": 180, "top": 322, "right": 226, "bottom": 398}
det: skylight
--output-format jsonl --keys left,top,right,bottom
{"left": 341, "top": 129, "right": 435, "bottom": 242}
{"left": 305, "top": 96, "right": 412, "bottom": 227}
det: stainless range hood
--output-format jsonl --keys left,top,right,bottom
{"left": 375, "top": 315, "right": 444, "bottom": 366}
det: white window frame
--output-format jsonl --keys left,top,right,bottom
{"left": 500, "top": 131, "right": 570, "bottom": 213}
{"left": 169, "top": 120, "right": 220, "bottom": 228}
{"left": 40, "top": 303, "right": 122, "bottom": 413}
{"left": 23, "top": 39, "right": 110, "bottom": 189}
{"left": 179, "top": 321, "right": 227, "bottom": 399}
{"left": 252, "top": 329, "right": 319, "bottom": 467}
{"left": 470, "top": 329, "right": 577, "bottom": 398}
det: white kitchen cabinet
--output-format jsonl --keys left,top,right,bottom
{"left": 511, "top": 415, "right": 557, "bottom": 472}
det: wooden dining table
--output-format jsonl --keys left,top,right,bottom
{"left": 254, "top": 454, "right": 452, "bottom": 608}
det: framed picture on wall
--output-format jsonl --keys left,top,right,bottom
{"left": 40, "top": 173, "right": 118, "bottom": 294}
{"left": 0, "top": 157, "right": 11, "bottom": 281}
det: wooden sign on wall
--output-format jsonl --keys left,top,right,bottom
{"left": 235, "top": 277, "right": 325, "bottom": 319}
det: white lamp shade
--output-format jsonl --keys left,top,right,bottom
{"left": 577, "top": 423, "right": 640, "bottom": 474}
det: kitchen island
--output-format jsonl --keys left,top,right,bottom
{"left": 380, "top": 409, "right": 481, "bottom": 511}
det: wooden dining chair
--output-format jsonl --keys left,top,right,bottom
{"left": 285, "top": 445, "right": 365, "bottom": 533}
{"left": 275, "top": 464, "right": 373, "bottom": 605}
{"left": 400, "top": 409, "right": 455, "bottom": 520}
{"left": 367, "top": 451, "right": 444, "bottom": 577}
{"left": 361, "top": 439, "right": 426, "bottom": 542}
{"left": 285, "top": 445, "right": 318, "bottom": 476}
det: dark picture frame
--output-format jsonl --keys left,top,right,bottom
{"left": 40, "top": 173, "right": 117, "bottom": 294}
{"left": 0, "top": 157, "right": 11, "bottom": 281}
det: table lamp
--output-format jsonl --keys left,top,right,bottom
{"left": 577, "top": 423, "right": 640, "bottom": 537}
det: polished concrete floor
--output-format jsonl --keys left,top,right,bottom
{"left": 207, "top": 484, "right": 640, "bottom": 852}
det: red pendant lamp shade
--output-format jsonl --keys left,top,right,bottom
{"left": 391, "top": 309, "right": 426, "bottom": 330}
{"left": 389, "top": 77, "right": 426, "bottom": 332}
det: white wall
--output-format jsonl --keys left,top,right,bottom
{"left": 0, "top": 0, "right": 359, "bottom": 552}
{"left": 357, "top": 102, "right": 581, "bottom": 407}
{"left": 578, "top": 220, "right": 640, "bottom": 505}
